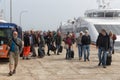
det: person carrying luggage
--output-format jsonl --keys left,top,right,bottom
{"left": 37, "top": 31, "right": 45, "bottom": 58}
{"left": 65, "top": 33, "right": 72, "bottom": 60}
{"left": 23, "top": 31, "right": 30, "bottom": 60}
{"left": 30, "top": 30, "right": 37, "bottom": 57}
{"left": 97, "top": 29, "right": 110, "bottom": 68}
{"left": 54, "top": 31, "right": 62, "bottom": 55}
{"left": 109, "top": 31, "right": 117, "bottom": 54}
{"left": 46, "top": 31, "right": 55, "bottom": 56}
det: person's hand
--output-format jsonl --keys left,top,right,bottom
{"left": 7, "top": 46, "right": 10, "bottom": 50}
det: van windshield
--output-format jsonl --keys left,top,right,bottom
{"left": 0, "top": 28, "right": 12, "bottom": 38}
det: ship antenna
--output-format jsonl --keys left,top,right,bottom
{"left": 97, "top": 0, "right": 111, "bottom": 9}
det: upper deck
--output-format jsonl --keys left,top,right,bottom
{"left": 85, "top": 9, "right": 120, "bottom": 18}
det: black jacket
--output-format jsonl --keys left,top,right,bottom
{"left": 46, "top": 35, "right": 54, "bottom": 45}
{"left": 96, "top": 33, "right": 103, "bottom": 47}
{"left": 81, "top": 35, "right": 91, "bottom": 45}
{"left": 101, "top": 34, "right": 110, "bottom": 51}
{"left": 24, "top": 34, "right": 30, "bottom": 46}
{"left": 55, "top": 35, "right": 62, "bottom": 45}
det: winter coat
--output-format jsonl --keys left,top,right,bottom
{"left": 65, "top": 37, "right": 72, "bottom": 48}
{"left": 24, "top": 34, "right": 30, "bottom": 47}
{"left": 81, "top": 35, "right": 91, "bottom": 45}
{"left": 55, "top": 35, "right": 62, "bottom": 45}
{"left": 101, "top": 34, "right": 110, "bottom": 51}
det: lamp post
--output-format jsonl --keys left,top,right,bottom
{"left": 19, "top": 10, "right": 28, "bottom": 26}
{"left": 10, "top": 0, "right": 12, "bottom": 23}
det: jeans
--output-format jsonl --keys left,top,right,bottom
{"left": 98, "top": 47, "right": 108, "bottom": 66}
{"left": 66, "top": 48, "right": 71, "bottom": 59}
{"left": 98, "top": 47, "right": 102, "bottom": 63}
{"left": 38, "top": 45, "right": 44, "bottom": 56}
{"left": 78, "top": 44, "right": 83, "bottom": 58}
{"left": 56, "top": 44, "right": 60, "bottom": 54}
{"left": 109, "top": 46, "right": 113, "bottom": 54}
{"left": 83, "top": 45, "right": 90, "bottom": 61}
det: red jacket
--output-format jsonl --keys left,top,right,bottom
{"left": 65, "top": 37, "right": 72, "bottom": 47}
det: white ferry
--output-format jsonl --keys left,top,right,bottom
{"left": 59, "top": 0, "right": 120, "bottom": 49}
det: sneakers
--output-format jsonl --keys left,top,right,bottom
{"left": 98, "top": 62, "right": 101, "bottom": 66}
{"left": 79, "top": 57, "right": 82, "bottom": 60}
{"left": 12, "top": 70, "right": 16, "bottom": 74}
{"left": 8, "top": 71, "right": 13, "bottom": 76}
{"left": 103, "top": 66, "right": 106, "bottom": 68}
{"left": 8, "top": 70, "right": 16, "bottom": 76}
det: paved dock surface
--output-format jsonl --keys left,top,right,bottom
{"left": 0, "top": 45, "right": 120, "bottom": 80}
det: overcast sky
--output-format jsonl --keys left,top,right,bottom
{"left": 0, "top": 0, "right": 120, "bottom": 31}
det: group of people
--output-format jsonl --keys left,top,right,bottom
{"left": 7, "top": 29, "right": 116, "bottom": 76}
{"left": 75, "top": 29, "right": 116, "bottom": 68}
{"left": 64, "top": 30, "right": 91, "bottom": 61}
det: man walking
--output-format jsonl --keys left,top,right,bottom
{"left": 8, "top": 31, "right": 22, "bottom": 76}
{"left": 97, "top": 29, "right": 110, "bottom": 68}
{"left": 81, "top": 30, "right": 91, "bottom": 62}
{"left": 55, "top": 31, "right": 62, "bottom": 55}
{"left": 30, "top": 30, "right": 37, "bottom": 57}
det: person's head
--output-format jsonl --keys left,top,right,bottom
{"left": 80, "top": 31, "right": 83, "bottom": 36}
{"left": 57, "top": 31, "right": 61, "bottom": 36}
{"left": 13, "top": 31, "right": 18, "bottom": 39}
{"left": 85, "top": 30, "right": 89, "bottom": 35}
{"left": 101, "top": 29, "right": 107, "bottom": 36}
{"left": 49, "top": 32, "right": 53, "bottom": 36}
{"left": 109, "top": 31, "right": 113, "bottom": 37}
{"left": 30, "top": 30, "right": 34, "bottom": 34}
{"left": 68, "top": 33, "right": 72, "bottom": 38}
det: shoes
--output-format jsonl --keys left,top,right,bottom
{"left": 98, "top": 62, "right": 101, "bottom": 66}
{"left": 57, "top": 53, "right": 60, "bottom": 55}
{"left": 47, "top": 53, "right": 50, "bottom": 56}
{"left": 103, "top": 66, "right": 106, "bottom": 68}
{"left": 26, "top": 57, "right": 30, "bottom": 60}
{"left": 79, "top": 57, "right": 82, "bottom": 60}
{"left": 12, "top": 70, "right": 16, "bottom": 74}
{"left": 54, "top": 50, "right": 56, "bottom": 54}
{"left": 8, "top": 71, "right": 13, "bottom": 76}
{"left": 86, "top": 57, "right": 90, "bottom": 61}
{"left": 22, "top": 57, "right": 25, "bottom": 60}
{"left": 87, "top": 59, "right": 90, "bottom": 61}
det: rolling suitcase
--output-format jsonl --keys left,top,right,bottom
{"left": 106, "top": 52, "right": 112, "bottom": 65}
{"left": 71, "top": 50, "right": 74, "bottom": 58}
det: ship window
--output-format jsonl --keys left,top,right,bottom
{"left": 114, "top": 12, "right": 120, "bottom": 17}
{"left": 95, "top": 25, "right": 120, "bottom": 35}
{"left": 87, "top": 13, "right": 93, "bottom": 17}
{"left": 97, "top": 12, "right": 104, "bottom": 17}
{"left": 105, "top": 12, "right": 114, "bottom": 17}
